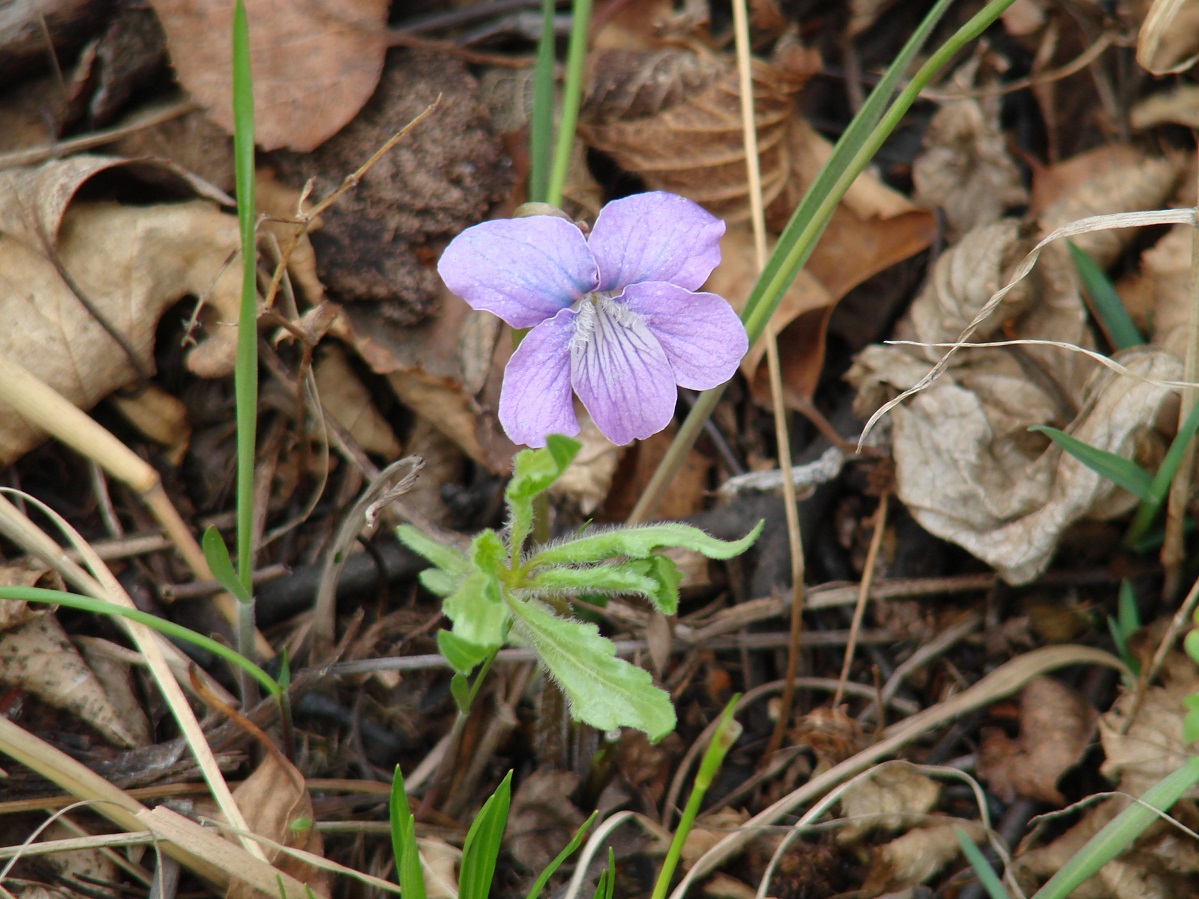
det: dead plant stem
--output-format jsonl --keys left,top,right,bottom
{"left": 834, "top": 492, "right": 889, "bottom": 707}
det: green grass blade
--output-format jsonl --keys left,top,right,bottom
{"left": 631, "top": 0, "right": 1018, "bottom": 522}
{"left": 1128, "top": 399, "right": 1199, "bottom": 541}
{"left": 458, "top": 771, "right": 512, "bottom": 899}
{"left": 591, "top": 848, "right": 615, "bottom": 899}
{"left": 955, "top": 827, "right": 1008, "bottom": 899}
{"left": 0, "top": 585, "right": 280, "bottom": 699}
{"left": 528, "top": 0, "right": 556, "bottom": 203}
{"left": 546, "top": 0, "right": 592, "bottom": 206}
{"left": 231, "top": 0, "right": 258, "bottom": 601}
{"left": 1068, "top": 241, "right": 1144, "bottom": 350}
{"left": 1033, "top": 757, "right": 1199, "bottom": 898}
{"left": 1028, "top": 425, "right": 1154, "bottom": 499}
{"left": 524, "top": 811, "right": 598, "bottom": 899}
{"left": 390, "top": 766, "right": 427, "bottom": 899}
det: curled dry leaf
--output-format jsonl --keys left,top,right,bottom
{"left": 1136, "top": 0, "right": 1199, "bottom": 74}
{"left": 0, "top": 156, "right": 244, "bottom": 466}
{"left": 548, "top": 414, "right": 625, "bottom": 515}
{"left": 335, "top": 290, "right": 515, "bottom": 474}
{"left": 147, "top": 0, "right": 388, "bottom": 152}
{"left": 1118, "top": 221, "right": 1193, "bottom": 361}
{"left": 1100, "top": 651, "right": 1199, "bottom": 799}
{"left": 230, "top": 753, "right": 330, "bottom": 899}
{"left": 977, "top": 676, "right": 1097, "bottom": 804}
{"left": 837, "top": 764, "right": 941, "bottom": 842}
{"left": 851, "top": 144, "right": 1188, "bottom": 584}
{"left": 0, "top": 614, "right": 150, "bottom": 748}
{"left": 508, "top": 769, "right": 585, "bottom": 873}
{"left": 861, "top": 821, "right": 986, "bottom": 896}
{"left": 913, "top": 96, "right": 1028, "bottom": 240}
{"left": 580, "top": 44, "right": 820, "bottom": 223}
{"left": 313, "top": 345, "right": 401, "bottom": 459}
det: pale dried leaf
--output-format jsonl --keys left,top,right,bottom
{"left": 548, "top": 415, "right": 624, "bottom": 515}
{"left": 75, "top": 637, "right": 153, "bottom": 747}
{"left": 680, "top": 808, "right": 749, "bottom": 864}
{"left": 1119, "top": 221, "right": 1193, "bottom": 361}
{"left": 147, "top": 0, "right": 388, "bottom": 151}
{"left": 861, "top": 821, "right": 985, "bottom": 895}
{"left": 1131, "top": 84, "right": 1199, "bottom": 129}
{"left": 1100, "top": 651, "right": 1199, "bottom": 798}
{"left": 977, "top": 676, "right": 1097, "bottom": 803}
{"left": 508, "top": 769, "right": 584, "bottom": 873}
{"left": 0, "top": 566, "right": 56, "bottom": 632}
{"left": 1136, "top": 0, "right": 1199, "bottom": 74}
{"left": 314, "top": 345, "right": 401, "bottom": 458}
{"left": 913, "top": 98, "right": 1027, "bottom": 240}
{"left": 1032, "top": 145, "right": 1187, "bottom": 266}
{"left": 229, "top": 753, "right": 330, "bottom": 899}
{"left": 108, "top": 385, "right": 192, "bottom": 467}
{"left": 838, "top": 764, "right": 941, "bottom": 841}
{"left": 0, "top": 615, "right": 146, "bottom": 748}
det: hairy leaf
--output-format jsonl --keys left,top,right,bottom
{"left": 397, "top": 524, "right": 470, "bottom": 574}
{"left": 530, "top": 520, "right": 762, "bottom": 566}
{"left": 508, "top": 598, "right": 675, "bottom": 740}
{"left": 506, "top": 436, "right": 581, "bottom": 551}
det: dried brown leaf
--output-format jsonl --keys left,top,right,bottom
{"left": 1136, "top": 0, "right": 1199, "bottom": 74}
{"left": 0, "top": 615, "right": 149, "bottom": 748}
{"left": 977, "top": 676, "right": 1097, "bottom": 803}
{"left": 580, "top": 45, "right": 819, "bottom": 223}
{"left": 837, "top": 764, "right": 941, "bottom": 841}
{"left": 508, "top": 769, "right": 585, "bottom": 873}
{"left": 230, "top": 753, "right": 330, "bottom": 899}
{"left": 147, "top": 0, "right": 388, "bottom": 152}
{"left": 313, "top": 345, "right": 401, "bottom": 458}
{"left": 861, "top": 821, "right": 986, "bottom": 895}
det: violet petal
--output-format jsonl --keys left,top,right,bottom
{"left": 620, "top": 283, "right": 747, "bottom": 389}
{"left": 570, "top": 297, "right": 677, "bottom": 445}
{"left": 588, "top": 192, "right": 725, "bottom": 292}
{"left": 499, "top": 308, "right": 580, "bottom": 447}
{"left": 438, "top": 216, "right": 598, "bottom": 329}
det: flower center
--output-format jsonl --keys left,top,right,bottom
{"left": 568, "top": 291, "right": 638, "bottom": 356}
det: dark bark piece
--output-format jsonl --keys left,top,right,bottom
{"left": 269, "top": 48, "right": 513, "bottom": 323}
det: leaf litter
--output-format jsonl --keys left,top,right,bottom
{"left": 0, "top": 2, "right": 1198, "bottom": 899}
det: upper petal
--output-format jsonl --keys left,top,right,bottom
{"left": 570, "top": 297, "right": 678, "bottom": 445}
{"left": 438, "top": 216, "right": 599, "bottom": 328}
{"left": 587, "top": 192, "right": 725, "bottom": 292}
{"left": 620, "top": 283, "right": 747, "bottom": 390}
{"left": 499, "top": 308, "right": 580, "bottom": 447}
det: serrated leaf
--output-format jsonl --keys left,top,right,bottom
{"left": 508, "top": 597, "right": 675, "bottom": 740}
{"left": 390, "top": 767, "right": 426, "bottom": 899}
{"left": 1029, "top": 425, "right": 1154, "bottom": 500}
{"left": 506, "top": 436, "right": 581, "bottom": 552}
{"left": 397, "top": 524, "right": 470, "bottom": 574}
{"left": 459, "top": 771, "right": 511, "bottom": 899}
{"left": 438, "top": 630, "right": 493, "bottom": 675}
{"left": 529, "top": 520, "right": 762, "bottom": 567}
{"left": 201, "top": 526, "right": 253, "bottom": 605}
{"left": 443, "top": 569, "right": 508, "bottom": 650}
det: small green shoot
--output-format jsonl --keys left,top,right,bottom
{"left": 592, "top": 848, "right": 615, "bottom": 899}
{"left": 955, "top": 826, "right": 1007, "bottom": 899}
{"left": 1068, "top": 241, "right": 1145, "bottom": 350}
{"left": 528, "top": 0, "right": 556, "bottom": 203}
{"left": 398, "top": 435, "right": 761, "bottom": 740}
{"left": 458, "top": 771, "right": 512, "bottom": 899}
{"left": 390, "top": 766, "right": 426, "bottom": 899}
{"left": 1107, "top": 580, "right": 1141, "bottom": 680}
{"left": 651, "top": 696, "right": 742, "bottom": 899}
{"left": 525, "top": 811, "right": 597, "bottom": 899}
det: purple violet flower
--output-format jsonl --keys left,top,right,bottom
{"left": 437, "top": 191, "right": 748, "bottom": 447}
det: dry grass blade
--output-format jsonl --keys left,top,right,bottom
{"left": 669, "top": 644, "right": 1126, "bottom": 898}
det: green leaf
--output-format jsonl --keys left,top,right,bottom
{"left": 389, "top": 766, "right": 426, "bottom": 899}
{"left": 470, "top": 529, "right": 508, "bottom": 574}
{"left": 506, "top": 436, "right": 581, "bottom": 552}
{"left": 955, "top": 827, "right": 1007, "bottom": 899}
{"left": 1184, "top": 693, "right": 1199, "bottom": 743}
{"left": 443, "top": 569, "right": 508, "bottom": 652}
{"left": 418, "top": 569, "right": 458, "bottom": 597}
{"left": 1029, "top": 425, "right": 1154, "bottom": 500}
{"left": 525, "top": 811, "right": 597, "bottom": 899}
{"left": 1128, "top": 399, "right": 1199, "bottom": 542}
{"left": 458, "top": 771, "right": 512, "bottom": 899}
{"left": 202, "top": 526, "right": 253, "bottom": 605}
{"left": 530, "top": 520, "right": 762, "bottom": 567}
{"left": 508, "top": 597, "right": 676, "bottom": 740}
{"left": 1068, "top": 241, "right": 1144, "bottom": 350}
{"left": 640, "top": 555, "right": 681, "bottom": 615}
{"left": 592, "top": 849, "right": 615, "bottom": 899}
{"left": 450, "top": 672, "right": 472, "bottom": 713}
{"left": 396, "top": 525, "right": 470, "bottom": 574}
{"left": 438, "top": 630, "right": 494, "bottom": 675}
{"left": 525, "top": 564, "right": 661, "bottom": 598}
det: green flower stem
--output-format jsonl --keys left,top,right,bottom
{"left": 651, "top": 697, "right": 741, "bottom": 899}
{"left": 529, "top": 0, "right": 556, "bottom": 203}
{"left": 628, "top": 0, "right": 1017, "bottom": 524}
{"left": 546, "top": 0, "right": 592, "bottom": 207}
{"left": 0, "top": 586, "right": 281, "bottom": 700}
